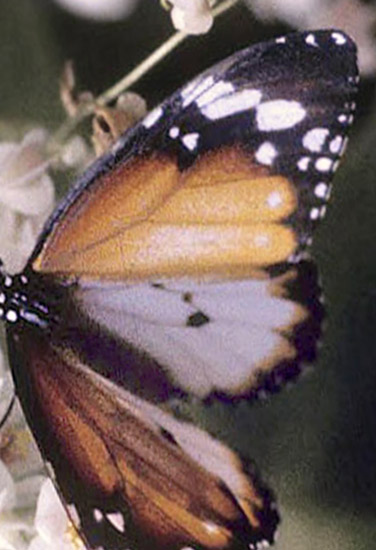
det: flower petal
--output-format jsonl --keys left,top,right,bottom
{"left": 34, "top": 479, "right": 68, "bottom": 542}
{"left": 170, "top": 0, "right": 213, "bottom": 34}
{"left": 0, "top": 461, "right": 16, "bottom": 512}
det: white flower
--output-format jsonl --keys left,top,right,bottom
{"left": 0, "top": 459, "right": 45, "bottom": 550}
{"left": 0, "top": 338, "right": 44, "bottom": 480}
{"left": 0, "top": 129, "right": 55, "bottom": 274}
{"left": 247, "top": 0, "right": 326, "bottom": 28}
{"left": 168, "top": 0, "right": 214, "bottom": 35}
{"left": 0, "top": 338, "right": 46, "bottom": 549}
{"left": 28, "top": 479, "right": 85, "bottom": 550}
{"left": 0, "top": 459, "right": 16, "bottom": 512}
{"left": 53, "top": 0, "right": 139, "bottom": 21}
{"left": 59, "top": 136, "right": 93, "bottom": 171}
{"left": 0, "top": 361, "right": 45, "bottom": 549}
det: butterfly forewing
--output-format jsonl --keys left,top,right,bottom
{"left": 33, "top": 31, "right": 357, "bottom": 277}
{"left": 3, "top": 29, "right": 358, "bottom": 550}
{"left": 28, "top": 29, "right": 356, "bottom": 400}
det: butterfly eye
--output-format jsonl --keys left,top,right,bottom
{"left": 1, "top": 29, "right": 358, "bottom": 550}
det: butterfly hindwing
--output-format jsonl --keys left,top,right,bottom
{"left": 7, "top": 328, "right": 278, "bottom": 550}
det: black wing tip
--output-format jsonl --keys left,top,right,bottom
{"left": 307, "top": 29, "right": 358, "bottom": 74}
{"left": 239, "top": 458, "right": 280, "bottom": 550}
{"left": 290, "top": 28, "right": 357, "bottom": 53}
{"left": 251, "top": 496, "right": 280, "bottom": 549}
{"left": 271, "top": 29, "right": 358, "bottom": 80}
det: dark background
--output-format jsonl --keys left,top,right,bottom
{"left": 1, "top": 2, "right": 376, "bottom": 549}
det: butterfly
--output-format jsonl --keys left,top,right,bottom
{"left": 0, "top": 29, "right": 358, "bottom": 550}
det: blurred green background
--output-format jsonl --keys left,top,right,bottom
{"left": 1, "top": 1, "right": 376, "bottom": 549}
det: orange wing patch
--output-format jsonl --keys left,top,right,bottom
{"left": 33, "top": 147, "right": 298, "bottom": 281}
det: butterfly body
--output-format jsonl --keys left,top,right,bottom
{"left": 1, "top": 30, "right": 358, "bottom": 549}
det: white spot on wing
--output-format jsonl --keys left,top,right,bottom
{"left": 169, "top": 126, "right": 180, "bottom": 139}
{"left": 297, "top": 157, "right": 311, "bottom": 172}
{"left": 256, "top": 100, "right": 306, "bottom": 131}
{"left": 275, "top": 36, "right": 286, "bottom": 44}
{"left": 310, "top": 207, "right": 320, "bottom": 220}
{"left": 255, "top": 141, "right": 277, "bottom": 166}
{"left": 314, "top": 182, "right": 328, "bottom": 199}
{"left": 106, "top": 512, "right": 125, "bottom": 533}
{"left": 196, "top": 80, "right": 234, "bottom": 108}
{"left": 302, "top": 127, "right": 329, "bottom": 153}
{"left": 94, "top": 509, "right": 104, "bottom": 522}
{"left": 142, "top": 106, "right": 163, "bottom": 128}
{"left": 332, "top": 32, "right": 347, "bottom": 45}
{"left": 180, "top": 79, "right": 199, "bottom": 101}
{"left": 297, "top": 156, "right": 311, "bottom": 171}
{"left": 181, "top": 75, "right": 214, "bottom": 107}
{"left": 315, "top": 157, "right": 333, "bottom": 172}
{"left": 329, "top": 135, "right": 343, "bottom": 154}
{"left": 6, "top": 310, "right": 17, "bottom": 323}
{"left": 305, "top": 33, "right": 318, "bottom": 47}
{"left": 257, "top": 541, "right": 271, "bottom": 549}
{"left": 182, "top": 132, "right": 200, "bottom": 151}
{"left": 200, "top": 89, "right": 262, "bottom": 120}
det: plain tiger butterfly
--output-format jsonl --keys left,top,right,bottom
{"left": 0, "top": 29, "right": 358, "bottom": 550}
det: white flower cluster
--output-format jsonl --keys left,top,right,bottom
{"left": 0, "top": 349, "right": 45, "bottom": 550}
{"left": 0, "top": 130, "right": 54, "bottom": 274}
{"left": 29, "top": 480, "right": 85, "bottom": 550}
{"left": 53, "top": 0, "right": 138, "bottom": 21}
{"left": 52, "top": 0, "right": 215, "bottom": 35}
{"left": 50, "top": 0, "right": 376, "bottom": 74}
{"left": 167, "top": 0, "right": 214, "bottom": 35}
{"left": 0, "top": 342, "right": 81, "bottom": 550}
{"left": 0, "top": 129, "right": 89, "bottom": 548}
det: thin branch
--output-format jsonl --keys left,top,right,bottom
{"left": 96, "top": 31, "right": 186, "bottom": 107}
